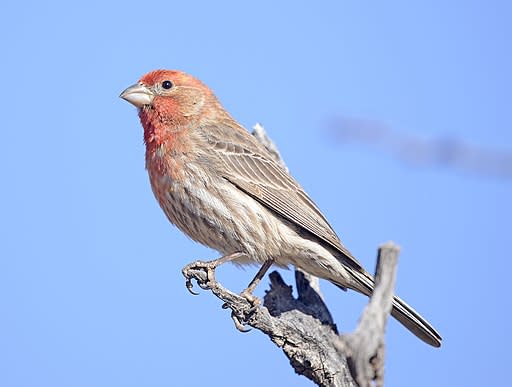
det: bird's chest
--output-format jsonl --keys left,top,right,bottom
{"left": 146, "top": 145, "right": 186, "bottom": 208}
{"left": 146, "top": 147, "right": 213, "bottom": 239}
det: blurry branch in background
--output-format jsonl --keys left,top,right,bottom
{"left": 328, "top": 116, "right": 512, "bottom": 179}
{"left": 181, "top": 125, "right": 400, "bottom": 387}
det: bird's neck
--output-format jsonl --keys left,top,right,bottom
{"left": 140, "top": 107, "right": 178, "bottom": 144}
{"left": 139, "top": 110, "right": 190, "bottom": 178}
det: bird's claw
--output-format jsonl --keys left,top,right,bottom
{"left": 222, "top": 291, "right": 261, "bottom": 332}
{"left": 182, "top": 253, "right": 246, "bottom": 295}
{"left": 182, "top": 260, "right": 215, "bottom": 295}
{"left": 185, "top": 278, "right": 200, "bottom": 295}
{"left": 230, "top": 311, "right": 251, "bottom": 333}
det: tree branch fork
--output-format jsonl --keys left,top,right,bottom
{"left": 182, "top": 242, "right": 399, "bottom": 387}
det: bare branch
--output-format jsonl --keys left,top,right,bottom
{"left": 340, "top": 242, "right": 400, "bottom": 387}
{"left": 182, "top": 243, "right": 400, "bottom": 387}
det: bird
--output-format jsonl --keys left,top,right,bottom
{"left": 120, "top": 69, "right": 442, "bottom": 347}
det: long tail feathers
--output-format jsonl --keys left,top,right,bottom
{"left": 390, "top": 294, "right": 442, "bottom": 347}
{"left": 344, "top": 269, "right": 442, "bottom": 348}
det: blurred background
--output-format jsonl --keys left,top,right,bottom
{"left": 1, "top": 1, "right": 510, "bottom": 386}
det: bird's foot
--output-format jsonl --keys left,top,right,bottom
{"left": 182, "top": 252, "right": 244, "bottom": 295}
{"left": 182, "top": 260, "right": 214, "bottom": 295}
{"left": 222, "top": 289, "right": 261, "bottom": 333}
{"left": 182, "top": 255, "right": 270, "bottom": 333}
{"left": 240, "top": 288, "right": 261, "bottom": 308}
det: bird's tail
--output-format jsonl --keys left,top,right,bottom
{"left": 390, "top": 293, "right": 442, "bottom": 347}
{"left": 343, "top": 269, "right": 442, "bottom": 348}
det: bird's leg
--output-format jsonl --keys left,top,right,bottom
{"left": 225, "top": 259, "right": 274, "bottom": 333}
{"left": 182, "top": 252, "right": 245, "bottom": 295}
{"left": 240, "top": 259, "right": 274, "bottom": 304}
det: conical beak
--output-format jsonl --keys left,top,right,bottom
{"left": 119, "top": 83, "right": 154, "bottom": 108}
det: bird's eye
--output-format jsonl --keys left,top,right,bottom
{"left": 161, "top": 80, "right": 173, "bottom": 90}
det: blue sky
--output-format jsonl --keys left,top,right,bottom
{"left": 1, "top": 1, "right": 511, "bottom": 386}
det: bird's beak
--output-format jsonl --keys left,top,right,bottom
{"left": 119, "top": 83, "right": 154, "bottom": 108}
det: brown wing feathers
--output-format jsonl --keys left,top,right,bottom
{"left": 201, "top": 124, "right": 365, "bottom": 272}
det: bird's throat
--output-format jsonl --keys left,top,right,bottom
{"left": 139, "top": 109, "right": 181, "bottom": 148}
{"left": 140, "top": 112, "right": 189, "bottom": 180}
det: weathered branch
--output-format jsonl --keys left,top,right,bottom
{"left": 181, "top": 125, "right": 401, "bottom": 386}
{"left": 340, "top": 242, "right": 400, "bottom": 387}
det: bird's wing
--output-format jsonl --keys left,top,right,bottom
{"left": 198, "top": 123, "right": 364, "bottom": 272}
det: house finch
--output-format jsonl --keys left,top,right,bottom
{"left": 120, "top": 70, "right": 442, "bottom": 347}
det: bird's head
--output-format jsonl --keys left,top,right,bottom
{"left": 120, "top": 70, "right": 227, "bottom": 147}
{"left": 121, "top": 69, "right": 224, "bottom": 130}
